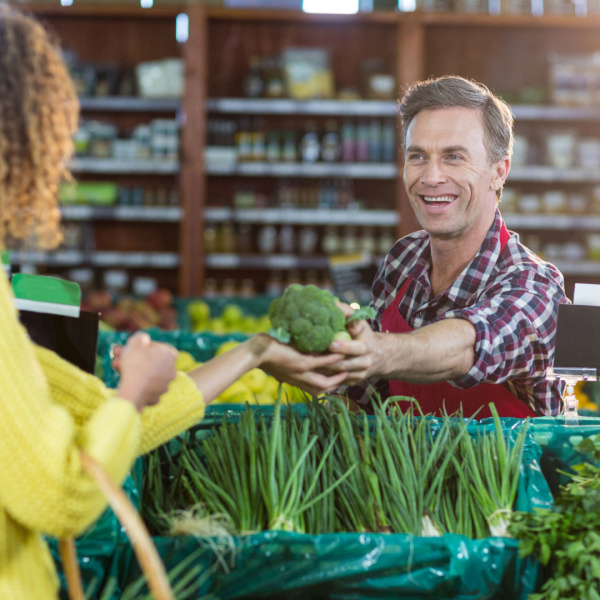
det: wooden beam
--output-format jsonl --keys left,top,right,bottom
{"left": 180, "top": 4, "right": 207, "bottom": 296}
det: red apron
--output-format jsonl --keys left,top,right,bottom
{"left": 381, "top": 224, "right": 536, "bottom": 419}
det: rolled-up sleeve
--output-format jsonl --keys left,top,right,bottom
{"left": 441, "top": 269, "right": 566, "bottom": 389}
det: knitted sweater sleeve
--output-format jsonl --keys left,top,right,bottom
{"left": 0, "top": 273, "right": 140, "bottom": 538}
{"left": 33, "top": 345, "right": 207, "bottom": 455}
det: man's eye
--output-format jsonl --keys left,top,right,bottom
{"left": 447, "top": 154, "right": 462, "bottom": 161}
{"left": 408, "top": 153, "right": 424, "bottom": 161}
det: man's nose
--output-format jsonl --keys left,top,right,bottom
{"left": 420, "top": 159, "right": 447, "bottom": 185}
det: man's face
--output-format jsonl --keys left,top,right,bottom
{"left": 403, "top": 106, "right": 506, "bottom": 242}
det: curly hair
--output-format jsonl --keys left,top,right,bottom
{"left": 0, "top": 6, "right": 79, "bottom": 250}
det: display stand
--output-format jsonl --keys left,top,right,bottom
{"left": 548, "top": 303, "right": 600, "bottom": 425}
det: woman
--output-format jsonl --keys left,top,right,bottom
{"left": 0, "top": 8, "right": 346, "bottom": 599}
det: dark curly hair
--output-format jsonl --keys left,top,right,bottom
{"left": 0, "top": 6, "right": 78, "bottom": 250}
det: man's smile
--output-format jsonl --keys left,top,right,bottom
{"left": 419, "top": 194, "right": 458, "bottom": 207}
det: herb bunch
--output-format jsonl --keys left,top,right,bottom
{"left": 509, "top": 434, "right": 600, "bottom": 600}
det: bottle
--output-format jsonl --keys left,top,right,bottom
{"left": 257, "top": 225, "right": 278, "bottom": 254}
{"left": 377, "top": 226, "right": 396, "bottom": 256}
{"left": 343, "top": 226, "right": 358, "bottom": 254}
{"left": 321, "top": 120, "right": 341, "bottom": 162}
{"left": 382, "top": 120, "right": 397, "bottom": 163}
{"left": 282, "top": 131, "right": 298, "bottom": 162}
{"left": 235, "top": 118, "right": 252, "bottom": 162}
{"left": 298, "top": 226, "right": 319, "bottom": 255}
{"left": 244, "top": 56, "right": 264, "bottom": 98}
{"left": 240, "top": 278, "right": 256, "bottom": 297}
{"left": 279, "top": 225, "right": 295, "bottom": 254}
{"left": 266, "top": 130, "right": 280, "bottom": 162}
{"left": 341, "top": 120, "right": 356, "bottom": 163}
{"left": 266, "top": 271, "right": 283, "bottom": 296}
{"left": 360, "top": 227, "right": 378, "bottom": 254}
{"left": 251, "top": 119, "right": 266, "bottom": 161}
{"left": 368, "top": 119, "right": 382, "bottom": 162}
{"left": 204, "top": 224, "right": 218, "bottom": 254}
{"left": 264, "top": 56, "right": 286, "bottom": 99}
{"left": 203, "top": 277, "right": 218, "bottom": 298}
{"left": 322, "top": 226, "right": 341, "bottom": 254}
{"left": 299, "top": 120, "right": 320, "bottom": 163}
{"left": 356, "top": 120, "right": 370, "bottom": 162}
{"left": 218, "top": 222, "right": 236, "bottom": 253}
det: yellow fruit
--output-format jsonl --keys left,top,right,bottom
{"left": 188, "top": 301, "right": 211, "bottom": 327}
{"left": 215, "top": 381, "right": 254, "bottom": 404}
{"left": 176, "top": 351, "right": 197, "bottom": 372}
{"left": 240, "top": 368, "right": 269, "bottom": 394}
{"left": 280, "top": 383, "right": 308, "bottom": 404}
{"left": 253, "top": 392, "right": 274, "bottom": 405}
{"left": 263, "top": 377, "right": 279, "bottom": 400}
{"left": 208, "top": 319, "right": 227, "bottom": 334}
{"left": 215, "top": 340, "right": 241, "bottom": 356}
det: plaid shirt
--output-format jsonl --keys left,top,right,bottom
{"left": 344, "top": 209, "right": 569, "bottom": 416}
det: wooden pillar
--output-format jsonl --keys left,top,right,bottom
{"left": 396, "top": 15, "right": 425, "bottom": 238}
{"left": 179, "top": 4, "right": 207, "bottom": 296}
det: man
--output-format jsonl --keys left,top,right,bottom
{"left": 328, "top": 75, "right": 568, "bottom": 417}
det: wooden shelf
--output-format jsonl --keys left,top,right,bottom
{"left": 206, "top": 162, "right": 397, "bottom": 179}
{"left": 11, "top": 250, "right": 179, "bottom": 269}
{"left": 18, "top": 4, "right": 185, "bottom": 18}
{"left": 420, "top": 12, "right": 600, "bottom": 28}
{"left": 508, "top": 166, "right": 600, "bottom": 183}
{"left": 70, "top": 158, "right": 180, "bottom": 175}
{"left": 61, "top": 205, "right": 182, "bottom": 222}
{"left": 207, "top": 98, "right": 397, "bottom": 116}
{"left": 205, "top": 207, "right": 398, "bottom": 226}
{"left": 79, "top": 97, "right": 180, "bottom": 113}
{"left": 206, "top": 7, "right": 401, "bottom": 23}
{"left": 504, "top": 214, "right": 600, "bottom": 230}
{"left": 206, "top": 253, "right": 329, "bottom": 270}
{"left": 511, "top": 105, "right": 600, "bottom": 121}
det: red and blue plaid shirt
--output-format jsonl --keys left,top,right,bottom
{"left": 343, "top": 209, "right": 569, "bottom": 416}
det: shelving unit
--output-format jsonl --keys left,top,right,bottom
{"left": 17, "top": 3, "right": 198, "bottom": 296}
{"left": 19, "top": 5, "right": 600, "bottom": 296}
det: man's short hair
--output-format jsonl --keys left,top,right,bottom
{"left": 398, "top": 75, "right": 514, "bottom": 167}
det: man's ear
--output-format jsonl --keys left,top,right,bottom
{"left": 491, "top": 156, "right": 510, "bottom": 192}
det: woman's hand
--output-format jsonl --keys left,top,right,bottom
{"left": 254, "top": 334, "right": 348, "bottom": 397}
{"left": 114, "top": 332, "right": 178, "bottom": 412}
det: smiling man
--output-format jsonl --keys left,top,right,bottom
{"left": 329, "top": 75, "right": 568, "bottom": 417}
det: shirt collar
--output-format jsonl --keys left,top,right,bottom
{"left": 410, "top": 209, "right": 506, "bottom": 308}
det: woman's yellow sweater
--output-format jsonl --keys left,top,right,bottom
{"left": 0, "top": 271, "right": 206, "bottom": 600}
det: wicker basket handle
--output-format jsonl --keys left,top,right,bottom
{"left": 60, "top": 451, "right": 175, "bottom": 600}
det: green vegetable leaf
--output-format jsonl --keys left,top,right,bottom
{"left": 267, "top": 327, "right": 291, "bottom": 344}
{"left": 346, "top": 306, "right": 376, "bottom": 325}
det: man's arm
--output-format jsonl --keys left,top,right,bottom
{"left": 329, "top": 267, "right": 566, "bottom": 390}
{"left": 329, "top": 316, "right": 476, "bottom": 386}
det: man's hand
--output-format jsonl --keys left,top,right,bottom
{"left": 327, "top": 302, "right": 380, "bottom": 386}
{"left": 115, "top": 332, "right": 178, "bottom": 412}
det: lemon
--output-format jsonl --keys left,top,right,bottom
{"left": 280, "top": 383, "right": 308, "bottom": 404}
{"left": 215, "top": 340, "right": 241, "bottom": 356}
{"left": 253, "top": 392, "right": 274, "bottom": 405}
{"left": 176, "top": 350, "right": 197, "bottom": 372}
{"left": 240, "top": 368, "right": 269, "bottom": 394}
{"left": 215, "top": 381, "right": 254, "bottom": 404}
{"left": 263, "top": 377, "right": 280, "bottom": 400}
{"left": 209, "top": 319, "right": 227, "bottom": 334}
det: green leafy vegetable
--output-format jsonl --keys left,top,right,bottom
{"left": 267, "top": 284, "right": 374, "bottom": 353}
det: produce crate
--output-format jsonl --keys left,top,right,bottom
{"left": 174, "top": 295, "right": 274, "bottom": 331}
{"left": 105, "top": 410, "right": 552, "bottom": 600}
{"left": 529, "top": 414, "right": 600, "bottom": 494}
{"left": 96, "top": 330, "right": 248, "bottom": 388}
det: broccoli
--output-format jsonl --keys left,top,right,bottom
{"left": 267, "top": 284, "right": 375, "bottom": 354}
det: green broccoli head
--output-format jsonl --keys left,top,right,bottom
{"left": 268, "top": 284, "right": 346, "bottom": 353}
